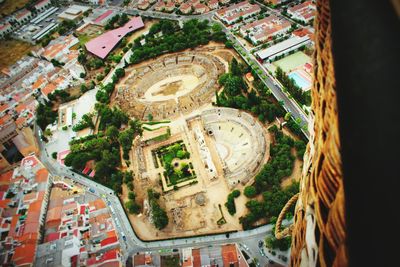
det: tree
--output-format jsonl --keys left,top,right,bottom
{"left": 115, "top": 68, "right": 125, "bottom": 78}
{"left": 126, "top": 200, "right": 141, "bottom": 214}
{"left": 176, "top": 150, "right": 186, "bottom": 159}
{"left": 52, "top": 152, "right": 57, "bottom": 159}
{"left": 106, "top": 125, "right": 119, "bottom": 141}
{"left": 128, "top": 191, "right": 136, "bottom": 200}
{"left": 244, "top": 186, "right": 257, "bottom": 198}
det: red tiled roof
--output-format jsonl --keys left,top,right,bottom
{"left": 0, "top": 199, "right": 11, "bottom": 209}
{"left": 35, "top": 168, "right": 49, "bottom": 183}
{"left": 221, "top": 244, "right": 239, "bottom": 267}
{"left": 41, "top": 83, "right": 57, "bottom": 97}
{"left": 45, "top": 232, "right": 60, "bottom": 242}
{"left": 192, "top": 248, "right": 201, "bottom": 267}
{"left": 0, "top": 114, "right": 12, "bottom": 126}
{"left": 0, "top": 171, "right": 13, "bottom": 185}
{"left": 134, "top": 254, "right": 146, "bottom": 266}
{"left": 100, "top": 236, "right": 118, "bottom": 247}
{"left": 94, "top": 10, "right": 114, "bottom": 24}
{"left": 85, "top": 16, "right": 144, "bottom": 59}
{"left": 0, "top": 103, "right": 9, "bottom": 112}
{"left": 80, "top": 205, "right": 86, "bottom": 215}
{"left": 35, "top": 0, "right": 50, "bottom": 8}
{"left": 12, "top": 243, "right": 36, "bottom": 266}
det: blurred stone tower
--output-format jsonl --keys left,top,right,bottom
{"left": 275, "top": 0, "right": 347, "bottom": 266}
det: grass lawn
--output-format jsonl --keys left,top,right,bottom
{"left": 77, "top": 34, "right": 92, "bottom": 46}
{"left": 156, "top": 141, "right": 195, "bottom": 186}
{"left": 0, "top": 0, "right": 29, "bottom": 18}
{"left": 271, "top": 51, "right": 312, "bottom": 73}
{"left": 0, "top": 39, "right": 34, "bottom": 69}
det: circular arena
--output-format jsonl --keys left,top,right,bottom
{"left": 115, "top": 52, "right": 226, "bottom": 120}
{"left": 201, "top": 107, "right": 268, "bottom": 187}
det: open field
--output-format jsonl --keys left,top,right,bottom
{"left": 0, "top": 39, "right": 34, "bottom": 69}
{"left": 0, "top": 0, "right": 29, "bottom": 17}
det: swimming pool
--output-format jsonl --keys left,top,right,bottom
{"left": 288, "top": 71, "right": 311, "bottom": 90}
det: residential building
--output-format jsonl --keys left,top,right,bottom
{"left": 219, "top": 0, "right": 231, "bottom": 5}
{"left": 138, "top": 0, "right": 151, "bottom": 10}
{"left": 287, "top": 0, "right": 316, "bottom": 23}
{"left": 164, "top": 1, "right": 176, "bottom": 12}
{"left": 0, "top": 120, "right": 39, "bottom": 170}
{"left": 85, "top": 16, "right": 144, "bottom": 59}
{"left": 264, "top": 0, "right": 288, "bottom": 5}
{"left": 35, "top": 35, "right": 85, "bottom": 79}
{"left": 208, "top": 0, "right": 219, "bottom": 10}
{"left": 240, "top": 15, "right": 291, "bottom": 44}
{"left": 13, "top": 9, "right": 32, "bottom": 24}
{"left": 216, "top": 1, "right": 261, "bottom": 25}
{"left": 0, "top": 155, "right": 52, "bottom": 266}
{"left": 35, "top": 181, "right": 122, "bottom": 266}
{"left": 0, "top": 23, "right": 12, "bottom": 38}
{"left": 256, "top": 35, "right": 311, "bottom": 62}
{"left": 154, "top": 1, "right": 166, "bottom": 11}
{"left": 187, "top": 0, "right": 200, "bottom": 5}
{"left": 179, "top": 244, "right": 249, "bottom": 267}
{"left": 194, "top": 3, "right": 208, "bottom": 14}
{"left": 180, "top": 3, "right": 192, "bottom": 14}
{"left": 34, "top": 0, "right": 52, "bottom": 12}
{"left": 221, "top": 244, "right": 249, "bottom": 267}
{"left": 87, "top": 0, "right": 107, "bottom": 4}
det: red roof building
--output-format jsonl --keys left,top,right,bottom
{"left": 85, "top": 16, "right": 144, "bottom": 59}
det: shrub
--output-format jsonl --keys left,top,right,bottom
{"left": 244, "top": 186, "right": 257, "bottom": 198}
{"left": 128, "top": 191, "right": 135, "bottom": 200}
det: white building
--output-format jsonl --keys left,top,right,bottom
{"left": 287, "top": 0, "right": 316, "bottom": 23}
{"left": 256, "top": 35, "right": 311, "bottom": 62}
{"left": 34, "top": 0, "right": 52, "bottom": 12}
{"left": 13, "top": 9, "right": 33, "bottom": 24}
{"left": 216, "top": 1, "right": 261, "bottom": 25}
{"left": 240, "top": 15, "right": 291, "bottom": 44}
{"left": 0, "top": 23, "right": 12, "bottom": 38}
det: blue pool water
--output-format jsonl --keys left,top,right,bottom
{"left": 288, "top": 72, "right": 311, "bottom": 90}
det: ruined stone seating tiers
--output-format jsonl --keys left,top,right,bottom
{"left": 115, "top": 52, "right": 224, "bottom": 120}
{"left": 201, "top": 107, "right": 266, "bottom": 187}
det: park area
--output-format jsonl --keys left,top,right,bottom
{"left": 0, "top": 39, "right": 34, "bottom": 69}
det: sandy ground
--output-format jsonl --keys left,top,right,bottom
{"left": 143, "top": 74, "right": 200, "bottom": 101}
{"left": 0, "top": 39, "right": 34, "bottom": 69}
{"left": 0, "top": 0, "right": 29, "bottom": 18}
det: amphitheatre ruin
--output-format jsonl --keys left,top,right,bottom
{"left": 115, "top": 51, "right": 225, "bottom": 120}
{"left": 115, "top": 46, "right": 271, "bottom": 240}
